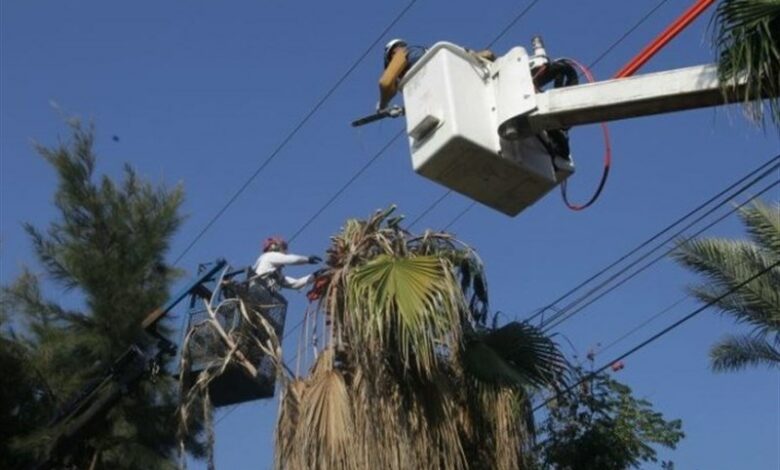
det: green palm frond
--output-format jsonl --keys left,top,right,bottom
{"left": 739, "top": 200, "right": 780, "bottom": 255}
{"left": 710, "top": 333, "right": 780, "bottom": 371}
{"left": 674, "top": 238, "right": 780, "bottom": 330}
{"left": 673, "top": 198, "right": 780, "bottom": 373}
{"left": 464, "top": 322, "right": 567, "bottom": 389}
{"left": 347, "top": 254, "right": 461, "bottom": 374}
{"left": 713, "top": 0, "right": 780, "bottom": 127}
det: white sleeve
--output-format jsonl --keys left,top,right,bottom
{"left": 264, "top": 252, "right": 311, "bottom": 268}
{"left": 281, "top": 274, "right": 313, "bottom": 290}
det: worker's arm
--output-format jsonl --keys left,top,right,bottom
{"left": 265, "top": 252, "right": 312, "bottom": 268}
{"left": 378, "top": 47, "right": 409, "bottom": 109}
{"left": 280, "top": 274, "right": 314, "bottom": 290}
{"left": 253, "top": 252, "right": 314, "bottom": 277}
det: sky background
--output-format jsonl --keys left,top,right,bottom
{"left": 2, "top": 1, "right": 779, "bottom": 468}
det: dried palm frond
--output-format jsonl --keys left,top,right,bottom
{"left": 274, "top": 207, "right": 567, "bottom": 469}
{"left": 176, "top": 294, "right": 285, "bottom": 468}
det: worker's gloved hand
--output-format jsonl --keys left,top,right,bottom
{"left": 308, "top": 255, "right": 323, "bottom": 264}
{"left": 312, "top": 268, "right": 328, "bottom": 278}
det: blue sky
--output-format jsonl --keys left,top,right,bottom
{"left": 2, "top": 1, "right": 778, "bottom": 468}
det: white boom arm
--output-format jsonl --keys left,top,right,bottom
{"left": 522, "top": 64, "right": 745, "bottom": 132}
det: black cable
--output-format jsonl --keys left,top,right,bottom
{"left": 487, "top": 0, "right": 543, "bottom": 49}
{"left": 408, "top": 190, "right": 453, "bottom": 229}
{"left": 587, "top": 0, "right": 671, "bottom": 73}
{"left": 527, "top": 154, "right": 780, "bottom": 325}
{"left": 542, "top": 177, "right": 780, "bottom": 332}
{"left": 533, "top": 260, "right": 780, "bottom": 413}
{"left": 288, "top": 132, "right": 403, "bottom": 242}
{"left": 172, "top": 0, "right": 420, "bottom": 265}
{"left": 597, "top": 294, "right": 689, "bottom": 356}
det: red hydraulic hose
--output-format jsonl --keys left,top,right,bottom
{"left": 614, "top": 0, "right": 715, "bottom": 78}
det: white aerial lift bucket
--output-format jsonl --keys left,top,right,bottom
{"left": 399, "top": 42, "right": 574, "bottom": 216}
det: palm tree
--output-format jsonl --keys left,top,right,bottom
{"left": 673, "top": 200, "right": 780, "bottom": 371}
{"left": 271, "top": 207, "right": 567, "bottom": 470}
{"left": 713, "top": 0, "right": 780, "bottom": 128}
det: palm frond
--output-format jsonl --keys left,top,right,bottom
{"left": 298, "top": 362, "right": 355, "bottom": 469}
{"left": 710, "top": 333, "right": 780, "bottom": 371}
{"left": 713, "top": 0, "right": 780, "bottom": 127}
{"left": 464, "top": 322, "right": 567, "bottom": 389}
{"left": 347, "top": 254, "right": 462, "bottom": 374}
{"left": 674, "top": 238, "right": 780, "bottom": 330}
{"left": 274, "top": 379, "right": 305, "bottom": 470}
{"left": 739, "top": 200, "right": 780, "bottom": 255}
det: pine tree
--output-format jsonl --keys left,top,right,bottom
{"left": 2, "top": 119, "right": 203, "bottom": 468}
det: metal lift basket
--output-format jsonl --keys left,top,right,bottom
{"left": 184, "top": 267, "right": 287, "bottom": 407}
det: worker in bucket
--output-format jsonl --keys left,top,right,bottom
{"left": 378, "top": 39, "right": 496, "bottom": 110}
{"left": 250, "top": 236, "right": 321, "bottom": 291}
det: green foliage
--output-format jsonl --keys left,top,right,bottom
{"left": 537, "top": 366, "right": 684, "bottom": 470}
{"left": 713, "top": 0, "right": 780, "bottom": 128}
{"left": 673, "top": 200, "right": 780, "bottom": 371}
{"left": 463, "top": 321, "right": 567, "bottom": 389}
{"left": 1, "top": 119, "right": 198, "bottom": 468}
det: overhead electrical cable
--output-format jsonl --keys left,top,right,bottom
{"left": 527, "top": 154, "right": 780, "bottom": 326}
{"left": 541, "top": 176, "right": 780, "bottom": 332}
{"left": 532, "top": 260, "right": 780, "bottom": 413}
{"left": 172, "top": 0, "right": 420, "bottom": 265}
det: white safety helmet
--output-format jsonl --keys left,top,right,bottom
{"left": 384, "top": 38, "right": 407, "bottom": 66}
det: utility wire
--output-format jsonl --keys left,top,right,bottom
{"left": 172, "top": 0, "right": 420, "bottom": 265}
{"left": 529, "top": 155, "right": 780, "bottom": 326}
{"left": 533, "top": 260, "right": 780, "bottom": 413}
{"left": 542, "top": 177, "right": 780, "bottom": 332}
{"left": 597, "top": 294, "right": 689, "bottom": 356}
{"left": 429, "top": 0, "right": 673, "bottom": 232}
{"left": 288, "top": 133, "right": 404, "bottom": 242}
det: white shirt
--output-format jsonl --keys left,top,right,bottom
{"left": 252, "top": 251, "right": 313, "bottom": 290}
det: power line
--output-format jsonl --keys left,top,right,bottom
{"left": 542, "top": 177, "right": 780, "bottom": 332}
{"left": 597, "top": 294, "right": 689, "bottom": 356}
{"left": 533, "top": 260, "right": 780, "bottom": 413}
{"left": 529, "top": 154, "right": 780, "bottom": 326}
{"left": 429, "top": 0, "right": 673, "bottom": 232}
{"left": 172, "top": 0, "right": 420, "bottom": 265}
{"left": 288, "top": 133, "right": 403, "bottom": 242}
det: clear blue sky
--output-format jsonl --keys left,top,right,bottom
{"left": 2, "top": 1, "right": 778, "bottom": 468}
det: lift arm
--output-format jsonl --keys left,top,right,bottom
{"left": 521, "top": 63, "right": 748, "bottom": 132}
